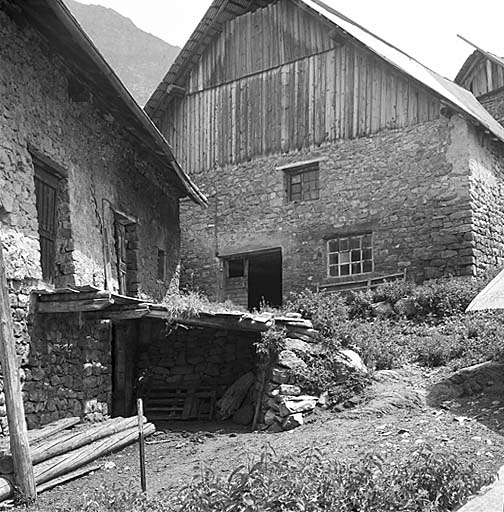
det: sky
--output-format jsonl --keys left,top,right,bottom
{"left": 71, "top": 0, "right": 504, "bottom": 80}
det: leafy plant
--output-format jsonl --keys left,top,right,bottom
{"left": 172, "top": 446, "right": 494, "bottom": 512}
{"left": 254, "top": 327, "right": 286, "bottom": 369}
{"left": 285, "top": 289, "right": 349, "bottom": 338}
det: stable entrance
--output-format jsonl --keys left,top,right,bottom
{"left": 222, "top": 249, "right": 282, "bottom": 311}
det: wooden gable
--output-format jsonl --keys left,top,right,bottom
{"left": 456, "top": 51, "right": 504, "bottom": 98}
{"left": 159, "top": 0, "right": 441, "bottom": 174}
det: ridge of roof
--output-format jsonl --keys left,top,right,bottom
{"left": 455, "top": 38, "right": 504, "bottom": 87}
{"left": 146, "top": 0, "right": 504, "bottom": 145}
{"left": 20, "top": 0, "right": 207, "bottom": 206}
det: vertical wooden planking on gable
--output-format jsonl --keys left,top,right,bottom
{"left": 280, "top": 65, "right": 289, "bottom": 153}
{"left": 325, "top": 50, "right": 336, "bottom": 141}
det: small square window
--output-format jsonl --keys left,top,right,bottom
{"left": 285, "top": 162, "right": 320, "bottom": 202}
{"left": 228, "top": 259, "right": 244, "bottom": 278}
{"left": 327, "top": 233, "right": 373, "bottom": 278}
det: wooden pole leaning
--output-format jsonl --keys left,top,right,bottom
{"left": 0, "top": 241, "right": 36, "bottom": 501}
{"left": 137, "top": 398, "right": 146, "bottom": 492}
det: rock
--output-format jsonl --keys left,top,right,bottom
{"left": 271, "top": 365, "right": 291, "bottom": 384}
{"left": 339, "top": 349, "right": 368, "bottom": 374}
{"left": 264, "top": 409, "right": 278, "bottom": 426}
{"left": 265, "top": 397, "right": 280, "bottom": 412}
{"left": 284, "top": 337, "right": 318, "bottom": 355}
{"left": 318, "top": 391, "right": 329, "bottom": 407}
{"left": 267, "top": 421, "right": 284, "bottom": 433}
{"left": 232, "top": 404, "right": 254, "bottom": 426}
{"left": 279, "top": 397, "right": 317, "bottom": 417}
{"left": 284, "top": 312, "right": 302, "bottom": 319}
{"left": 394, "top": 298, "right": 417, "bottom": 318}
{"left": 278, "top": 384, "right": 301, "bottom": 396}
{"left": 277, "top": 350, "right": 307, "bottom": 370}
{"left": 371, "top": 301, "right": 395, "bottom": 318}
{"left": 282, "top": 413, "right": 304, "bottom": 431}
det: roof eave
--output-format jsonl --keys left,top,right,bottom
{"left": 44, "top": 0, "right": 206, "bottom": 207}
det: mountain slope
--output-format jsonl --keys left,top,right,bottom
{"left": 65, "top": 0, "right": 179, "bottom": 106}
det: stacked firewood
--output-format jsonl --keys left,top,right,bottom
{"left": 0, "top": 416, "right": 155, "bottom": 502}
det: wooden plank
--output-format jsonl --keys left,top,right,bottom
{"left": 37, "top": 298, "right": 113, "bottom": 314}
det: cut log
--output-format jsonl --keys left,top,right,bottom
{"left": 0, "top": 417, "right": 81, "bottom": 455}
{"left": 0, "top": 423, "right": 155, "bottom": 503}
{"left": 37, "top": 464, "right": 100, "bottom": 494}
{"left": 34, "top": 423, "right": 155, "bottom": 486}
{"left": 31, "top": 416, "right": 145, "bottom": 464}
{"left": 216, "top": 372, "right": 255, "bottom": 419}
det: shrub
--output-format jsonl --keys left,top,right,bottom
{"left": 173, "top": 446, "right": 494, "bottom": 512}
{"left": 254, "top": 327, "right": 286, "bottom": 368}
{"left": 285, "top": 289, "right": 349, "bottom": 337}
{"left": 348, "top": 277, "right": 486, "bottom": 321}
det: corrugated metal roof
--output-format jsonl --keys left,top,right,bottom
{"left": 466, "top": 270, "right": 504, "bottom": 312}
{"left": 146, "top": 0, "right": 504, "bottom": 145}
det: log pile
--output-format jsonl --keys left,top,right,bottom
{"left": 0, "top": 416, "right": 155, "bottom": 502}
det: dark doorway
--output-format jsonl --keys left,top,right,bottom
{"left": 247, "top": 250, "right": 282, "bottom": 310}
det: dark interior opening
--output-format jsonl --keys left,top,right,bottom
{"left": 247, "top": 250, "right": 282, "bottom": 311}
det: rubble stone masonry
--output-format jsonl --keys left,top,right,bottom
{"left": 0, "top": 9, "right": 182, "bottom": 430}
{"left": 181, "top": 115, "right": 504, "bottom": 300}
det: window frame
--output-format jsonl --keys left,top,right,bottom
{"left": 284, "top": 162, "right": 320, "bottom": 203}
{"left": 326, "top": 233, "right": 374, "bottom": 279}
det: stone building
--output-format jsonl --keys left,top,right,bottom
{"left": 146, "top": 0, "right": 504, "bottom": 310}
{"left": 0, "top": 0, "right": 206, "bottom": 430}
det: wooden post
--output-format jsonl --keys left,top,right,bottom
{"left": 137, "top": 398, "right": 146, "bottom": 492}
{"left": 0, "top": 242, "right": 36, "bottom": 501}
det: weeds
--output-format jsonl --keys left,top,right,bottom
{"left": 62, "top": 447, "right": 493, "bottom": 512}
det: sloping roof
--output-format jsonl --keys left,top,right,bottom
{"left": 145, "top": 0, "right": 504, "bottom": 145}
{"left": 6, "top": 0, "right": 206, "bottom": 206}
{"left": 456, "top": 44, "right": 504, "bottom": 88}
{"left": 466, "top": 270, "right": 504, "bottom": 312}
{"left": 34, "top": 285, "right": 316, "bottom": 333}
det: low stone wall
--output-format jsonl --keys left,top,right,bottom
{"left": 137, "top": 323, "right": 258, "bottom": 400}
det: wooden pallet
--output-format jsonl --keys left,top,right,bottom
{"left": 144, "top": 387, "right": 216, "bottom": 421}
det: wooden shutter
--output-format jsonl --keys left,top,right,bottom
{"left": 34, "top": 166, "right": 59, "bottom": 284}
{"left": 114, "top": 221, "right": 127, "bottom": 294}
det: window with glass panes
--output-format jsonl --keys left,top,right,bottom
{"left": 327, "top": 233, "right": 373, "bottom": 277}
{"left": 286, "top": 163, "right": 319, "bottom": 202}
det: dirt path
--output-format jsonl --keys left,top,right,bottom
{"left": 25, "top": 365, "right": 504, "bottom": 511}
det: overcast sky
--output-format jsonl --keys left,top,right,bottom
{"left": 71, "top": 0, "right": 504, "bottom": 80}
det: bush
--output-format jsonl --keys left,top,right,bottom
{"left": 285, "top": 289, "right": 349, "bottom": 337}
{"left": 173, "top": 446, "right": 494, "bottom": 512}
{"left": 348, "top": 277, "right": 486, "bottom": 321}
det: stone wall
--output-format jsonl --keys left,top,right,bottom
{"left": 0, "top": 311, "right": 112, "bottom": 434}
{"left": 0, "top": 8, "right": 182, "bottom": 302}
{"left": 137, "top": 322, "right": 258, "bottom": 400}
{"left": 467, "top": 125, "right": 504, "bottom": 274}
{"left": 180, "top": 115, "right": 483, "bottom": 302}
{"left": 480, "top": 89, "right": 504, "bottom": 126}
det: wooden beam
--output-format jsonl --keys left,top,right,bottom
{"left": 0, "top": 242, "right": 36, "bottom": 501}
{"left": 84, "top": 308, "right": 150, "bottom": 321}
{"left": 37, "top": 298, "right": 114, "bottom": 314}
